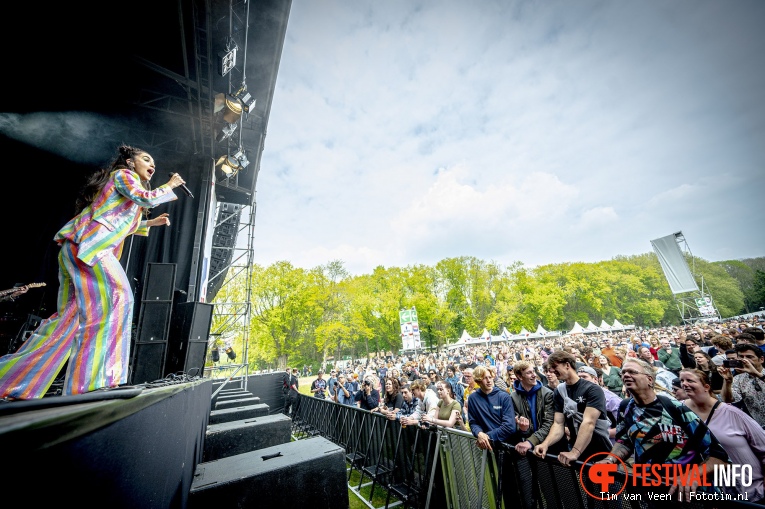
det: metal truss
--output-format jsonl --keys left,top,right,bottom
{"left": 128, "top": 0, "right": 261, "bottom": 383}
{"left": 671, "top": 233, "right": 721, "bottom": 324}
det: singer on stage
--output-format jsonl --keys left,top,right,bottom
{"left": 0, "top": 145, "right": 187, "bottom": 400}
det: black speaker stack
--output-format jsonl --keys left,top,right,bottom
{"left": 130, "top": 263, "right": 176, "bottom": 385}
{"left": 166, "top": 300, "right": 214, "bottom": 377}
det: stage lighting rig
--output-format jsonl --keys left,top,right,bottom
{"left": 218, "top": 38, "right": 238, "bottom": 77}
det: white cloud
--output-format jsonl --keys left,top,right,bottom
{"left": 253, "top": 0, "right": 765, "bottom": 274}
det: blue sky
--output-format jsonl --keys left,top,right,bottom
{"left": 253, "top": 0, "right": 765, "bottom": 275}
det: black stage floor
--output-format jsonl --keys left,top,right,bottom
{"left": 0, "top": 379, "right": 212, "bottom": 509}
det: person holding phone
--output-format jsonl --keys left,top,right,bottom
{"left": 719, "top": 343, "right": 765, "bottom": 428}
{"left": 354, "top": 377, "right": 380, "bottom": 410}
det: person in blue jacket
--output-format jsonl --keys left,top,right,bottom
{"left": 468, "top": 365, "right": 528, "bottom": 450}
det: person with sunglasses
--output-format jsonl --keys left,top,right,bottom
{"left": 598, "top": 358, "right": 728, "bottom": 501}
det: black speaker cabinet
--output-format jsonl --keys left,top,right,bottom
{"left": 190, "top": 437, "right": 348, "bottom": 508}
{"left": 166, "top": 302, "right": 213, "bottom": 376}
{"left": 130, "top": 263, "right": 176, "bottom": 384}
{"left": 141, "top": 263, "right": 177, "bottom": 301}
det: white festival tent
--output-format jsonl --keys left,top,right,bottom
{"left": 610, "top": 319, "right": 635, "bottom": 331}
{"left": 583, "top": 321, "right": 600, "bottom": 334}
{"left": 599, "top": 320, "right": 612, "bottom": 331}
{"left": 528, "top": 324, "right": 559, "bottom": 339}
{"left": 568, "top": 322, "right": 585, "bottom": 335}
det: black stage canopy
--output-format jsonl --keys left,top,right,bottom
{"left": 0, "top": 0, "right": 291, "bottom": 326}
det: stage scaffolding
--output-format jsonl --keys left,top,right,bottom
{"left": 650, "top": 231, "right": 721, "bottom": 325}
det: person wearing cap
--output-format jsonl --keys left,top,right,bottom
{"left": 334, "top": 373, "right": 354, "bottom": 406}
{"left": 325, "top": 370, "right": 339, "bottom": 400}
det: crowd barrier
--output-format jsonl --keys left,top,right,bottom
{"left": 290, "top": 395, "right": 761, "bottom": 509}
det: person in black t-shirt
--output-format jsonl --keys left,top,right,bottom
{"left": 534, "top": 350, "right": 612, "bottom": 466}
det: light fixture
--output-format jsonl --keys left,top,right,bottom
{"left": 214, "top": 93, "right": 243, "bottom": 124}
{"left": 216, "top": 155, "right": 240, "bottom": 176}
{"left": 211, "top": 347, "right": 220, "bottom": 363}
{"left": 225, "top": 347, "right": 236, "bottom": 361}
{"left": 236, "top": 90, "right": 256, "bottom": 113}
{"left": 216, "top": 121, "right": 238, "bottom": 143}
{"left": 218, "top": 39, "right": 238, "bottom": 76}
{"left": 215, "top": 148, "right": 249, "bottom": 177}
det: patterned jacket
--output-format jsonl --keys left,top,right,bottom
{"left": 55, "top": 169, "right": 176, "bottom": 265}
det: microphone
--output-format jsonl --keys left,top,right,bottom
{"left": 169, "top": 173, "right": 194, "bottom": 198}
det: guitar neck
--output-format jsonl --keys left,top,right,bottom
{"left": 0, "top": 283, "right": 45, "bottom": 297}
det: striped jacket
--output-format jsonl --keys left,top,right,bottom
{"left": 55, "top": 169, "right": 177, "bottom": 265}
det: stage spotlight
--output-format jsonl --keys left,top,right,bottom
{"left": 215, "top": 149, "right": 249, "bottom": 177}
{"left": 211, "top": 347, "right": 220, "bottom": 363}
{"left": 225, "top": 347, "right": 236, "bottom": 361}
{"left": 216, "top": 154, "right": 240, "bottom": 177}
{"left": 214, "top": 93, "right": 243, "bottom": 124}
{"left": 216, "top": 121, "right": 238, "bottom": 143}
{"left": 231, "top": 148, "right": 249, "bottom": 168}
{"left": 237, "top": 90, "right": 256, "bottom": 113}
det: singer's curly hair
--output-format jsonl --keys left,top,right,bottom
{"left": 75, "top": 144, "right": 152, "bottom": 216}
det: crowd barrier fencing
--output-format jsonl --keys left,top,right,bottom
{"left": 290, "top": 395, "right": 762, "bottom": 509}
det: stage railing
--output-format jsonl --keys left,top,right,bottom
{"left": 291, "top": 395, "right": 762, "bottom": 509}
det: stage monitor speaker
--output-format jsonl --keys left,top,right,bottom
{"left": 135, "top": 302, "right": 173, "bottom": 343}
{"left": 141, "top": 263, "right": 177, "bottom": 301}
{"left": 166, "top": 302, "right": 214, "bottom": 377}
{"left": 131, "top": 342, "right": 168, "bottom": 385}
{"left": 130, "top": 263, "right": 177, "bottom": 384}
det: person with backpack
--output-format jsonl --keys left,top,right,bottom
{"left": 600, "top": 358, "right": 728, "bottom": 501}
{"left": 533, "top": 350, "right": 612, "bottom": 466}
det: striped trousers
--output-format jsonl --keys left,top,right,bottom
{"left": 0, "top": 240, "right": 133, "bottom": 399}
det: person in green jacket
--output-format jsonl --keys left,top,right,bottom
{"left": 599, "top": 355, "right": 623, "bottom": 395}
{"left": 658, "top": 338, "right": 683, "bottom": 375}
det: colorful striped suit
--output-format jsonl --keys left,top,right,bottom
{"left": 0, "top": 169, "right": 177, "bottom": 399}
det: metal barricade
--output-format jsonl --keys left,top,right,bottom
{"left": 289, "top": 395, "right": 763, "bottom": 509}
{"left": 290, "top": 394, "right": 440, "bottom": 509}
{"left": 438, "top": 427, "right": 503, "bottom": 509}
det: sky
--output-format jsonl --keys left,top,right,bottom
{"left": 252, "top": 0, "right": 765, "bottom": 276}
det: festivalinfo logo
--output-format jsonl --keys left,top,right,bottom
{"left": 580, "top": 452, "right": 752, "bottom": 502}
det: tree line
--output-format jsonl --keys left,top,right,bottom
{"left": 211, "top": 253, "right": 765, "bottom": 370}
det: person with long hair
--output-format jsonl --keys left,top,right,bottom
{"left": 680, "top": 368, "right": 765, "bottom": 502}
{"left": 376, "top": 377, "right": 404, "bottom": 416}
{"left": 599, "top": 355, "right": 623, "bottom": 395}
{"left": 421, "top": 380, "right": 463, "bottom": 429}
{"left": 692, "top": 351, "right": 723, "bottom": 395}
{"left": 0, "top": 145, "right": 185, "bottom": 399}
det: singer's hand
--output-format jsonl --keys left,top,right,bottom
{"left": 146, "top": 213, "right": 171, "bottom": 228}
{"left": 168, "top": 173, "right": 186, "bottom": 189}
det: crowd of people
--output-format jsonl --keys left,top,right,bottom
{"left": 286, "top": 317, "right": 765, "bottom": 503}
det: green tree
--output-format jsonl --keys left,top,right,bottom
{"left": 247, "top": 261, "right": 323, "bottom": 369}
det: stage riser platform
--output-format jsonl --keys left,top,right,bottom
{"left": 209, "top": 403, "right": 269, "bottom": 424}
{"left": 190, "top": 437, "right": 348, "bottom": 508}
{"left": 214, "top": 396, "right": 261, "bottom": 410}
{"left": 203, "top": 414, "right": 291, "bottom": 461}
